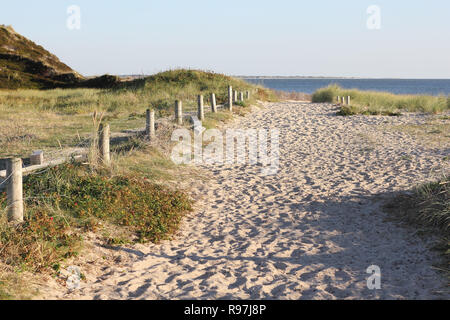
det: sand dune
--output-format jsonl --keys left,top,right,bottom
{"left": 41, "top": 102, "right": 448, "bottom": 300}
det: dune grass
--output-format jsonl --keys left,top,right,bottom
{"left": 312, "top": 85, "right": 450, "bottom": 115}
{"left": 0, "top": 69, "right": 274, "bottom": 158}
{"left": 384, "top": 176, "right": 449, "bottom": 275}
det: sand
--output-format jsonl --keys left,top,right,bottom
{"left": 40, "top": 101, "right": 449, "bottom": 300}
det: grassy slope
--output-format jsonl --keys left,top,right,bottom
{"left": 312, "top": 85, "right": 450, "bottom": 115}
{"left": 0, "top": 69, "right": 274, "bottom": 158}
{"left": 0, "top": 25, "right": 82, "bottom": 89}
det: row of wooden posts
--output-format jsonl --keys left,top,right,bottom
{"left": 173, "top": 86, "right": 251, "bottom": 125}
{"left": 2, "top": 85, "right": 250, "bottom": 224}
{"left": 337, "top": 96, "right": 351, "bottom": 105}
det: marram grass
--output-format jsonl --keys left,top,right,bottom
{"left": 312, "top": 85, "right": 450, "bottom": 115}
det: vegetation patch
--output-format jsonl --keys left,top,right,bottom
{"left": 388, "top": 120, "right": 450, "bottom": 148}
{"left": 202, "top": 110, "right": 233, "bottom": 130}
{"left": 0, "top": 162, "right": 192, "bottom": 274}
{"left": 0, "top": 69, "right": 273, "bottom": 158}
{"left": 384, "top": 176, "right": 449, "bottom": 275}
{"left": 313, "top": 85, "right": 450, "bottom": 115}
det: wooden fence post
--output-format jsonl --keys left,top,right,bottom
{"left": 99, "top": 123, "right": 111, "bottom": 165}
{"left": 146, "top": 109, "right": 155, "bottom": 139}
{"left": 30, "top": 151, "right": 44, "bottom": 165}
{"left": 246, "top": 91, "right": 250, "bottom": 100}
{"left": 198, "top": 95, "right": 204, "bottom": 121}
{"left": 228, "top": 86, "right": 233, "bottom": 111}
{"left": 337, "top": 96, "right": 340, "bottom": 104}
{"left": 239, "top": 92, "right": 244, "bottom": 101}
{"left": 211, "top": 93, "right": 217, "bottom": 113}
{"left": 233, "top": 90, "right": 238, "bottom": 102}
{"left": 6, "top": 158, "right": 23, "bottom": 223}
{"left": 341, "top": 96, "right": 346, "bottom": 105}
{"left": 175, "top": 100, "right": 183, "bottom": 125}
{"left": 346, "top": 96, "right": 351, "bottom": 105}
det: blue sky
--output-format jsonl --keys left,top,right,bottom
{"left": 1, "top": 0, "right": 450, "bottom": 78}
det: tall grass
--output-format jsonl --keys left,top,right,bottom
{"left": 0, "top": 69, "right": 274, "bottom": 115}
{"left": 0, "top": 69, "right": 274, "bottom": 157}
{"left": 384, "top": 176, "right": 449, "bottom": 275}
{"left": 312, "top": 85, "right": 450, "bottom": 115}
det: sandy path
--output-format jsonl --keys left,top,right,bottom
{"left": 46, "top": 102, "right": 448, "bottom": 300}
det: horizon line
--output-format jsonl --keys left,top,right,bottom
{"left": 116, "top": 74, "right": 450, "bottom": 81}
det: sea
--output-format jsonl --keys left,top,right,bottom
{"left": 242, "top": 78, "right": 450, "bottom": 96}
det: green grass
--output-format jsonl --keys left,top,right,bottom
{"left": 312, "top": 85, "right": 450, "bottom": 115}
{"left": 202, "top": 110, "right": 234, "bottom": 130}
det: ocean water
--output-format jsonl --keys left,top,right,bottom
{"left": 242, "top": 78, "right": 450, "bottom": 96}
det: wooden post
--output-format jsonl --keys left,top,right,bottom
{"left": 233, "top": 90, "right": 238, "bottom": 102}
{"left": 246, "top": 91, "right": 250, "bottom": 100}
{"left": 341, "top": 96, "right": 346, "bottom": 105}
{"left": 146, "top": 109, "right": 155, "bottom": 139}
{"left": 337, "top": 96, "right": 340, "bottom": 104}
{"left": 211, "top": 93, "right": 217, "bottom": 113}
{"left": 346, "top": 96, "right": 351, "bottom": 105}
{"left": 239, "top": 92, "right": 244, "bottom": 101}
{"left": 6, "top": 158, "right": 23, "bottom": 223}
{"left": 175, "top": 100, "right": 183, "bottom": 125}
{"left": 197, "top": 95, "right": 204, "bottom": 121}
{"left": 228, "top": 86, "right": 233, "bottom": 111}
{"left": 30, "top": 150, "right": 44, "bottom": 165}
{"left": 99, "top": 123, "right": 111, "bottom": 165}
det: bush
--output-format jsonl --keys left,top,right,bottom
{"left": 311, "top": 85, "right": 338, "bottom": 103}
{"left": 23, "top": 163, "right": 192, "bottom": 243}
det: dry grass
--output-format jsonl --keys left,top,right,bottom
{"left": 388, "top": 118, "right": 450, "bottom": 149}
{"left": 273, "top": 90, "right": 311, "bottom": 101}
{"left": 0, "top": 70, "right": 273, "bottom": 158}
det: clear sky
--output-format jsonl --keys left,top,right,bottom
{"left": 1, "top": 0, "right": 450, "bottom": 78}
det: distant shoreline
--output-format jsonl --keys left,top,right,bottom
{"left": 117, "top": 75, "right": 450, "bottom": 81}
{"left": 236, "top": 76, "right": 450, "bottom": 80}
